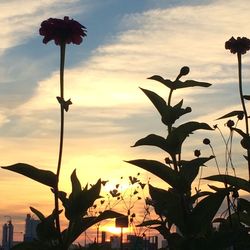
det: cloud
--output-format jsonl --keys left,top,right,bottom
{"left": 0, "top": 0, "right": 81, "bottom": 51}
{"left": 9, "top": 0, "right": 249, "bottom": 140}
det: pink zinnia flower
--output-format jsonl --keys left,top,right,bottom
{"left": 39, "top": 16, "right": 87, "bottom": 45}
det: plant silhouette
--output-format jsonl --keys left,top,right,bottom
{"left": 2, "top": 17, "right": 122, "bottom": 250}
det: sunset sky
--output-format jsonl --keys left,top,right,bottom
{"left": 0, "top": 0, "right": 250, "bottom": 244}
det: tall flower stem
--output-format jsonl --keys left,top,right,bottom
{"left": 54, "top": 42, "right": 66, "bottom": 245}
{"left": 237, "top": 53, "right": 250, "bottom": 181}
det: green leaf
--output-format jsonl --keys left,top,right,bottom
{"left": 126, "top": 159, "right": 182, "bottom": 190}
{"left": 203, "top": 175, "right": 250, "bottom": 193}
{"left": 140, "top": 88, "right": 191, "bottom": 126}
{"left": 216, "top": 110, "right": 244, "bottom": 120}
{"left": 188, "top": 190, "right": 227, "bottom": 235}
{"left": 148, "top": 75, "right": 211, "bottom": 90}
{"left": 1, "top": 163, "right": 56, "bottom": 187}
{"left": 179, "top": 156, "right": 214, "bottom": 187}
{"left": 149, "top": 185, "right": 185, "bottom": 233}
{"left": 30, "top": 207, "right": 44, "bottom": 221}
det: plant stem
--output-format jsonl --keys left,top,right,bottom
{"left": 237, "top": 53, "right": 250, "bottom": 181}
{"left": 54, "top": 42, "right": 66, "bottom": 246}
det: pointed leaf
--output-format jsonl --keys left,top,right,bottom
{"left": 243, "top": 95, "right": 250, "bottom": 100}
{"left": 148, "top": 76, "right": 211, "bottom": 90}
{"left": 166, "top": 121, "right": 213, "bottom": 155}
{"left": 149, "top": 185, "right": 185, "bottom": 233}
{"left": 217, "top": 110, "right": 244, "bottom": 120}
{"left": 63, "top": 210, "right": 124, "bottom": 244}
{"left": 126, "top": 159, "right": 182, "bottom": 190}
{"left": 140, "top": 88, "right": 191, "bottom": 126}
{"left": 30, "top": 207, "right": 44, "bottom": 221}
{"left": 148, "top": 75, "right": 173, "bottom": 89}
{"left": 66, "top": 179, "right": 101, "bottom": 220}
{"left": 132, "top": 134, "right": 170, "bottom": 154}
{"left": 36, "top": 210, "right": 61, "bottom": 241}
{"left": 179, "top": 156, "right": 214, "bottom": 187}
{"left": 203, "top": 175, "right": 250, "bottom": 193}
{"left": 137, "top": 219, "right": 163, "bottom": 227}
{"left": 178, "top": 79, "right": 212, "bottom": 89}
{"left": 188, "top": 190, "right": 227, "bottom": 235}
{"left": 71, "top": 169, "right": 82, "bottom": 197}
{"left": 1, "top": 163, "right": 56, "bottom": 187}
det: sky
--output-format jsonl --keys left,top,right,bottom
{"left": 0, "top": 0, "right": 250, "bottom": 245}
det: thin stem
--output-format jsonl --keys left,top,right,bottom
{"left": 54, "top": 42, "right": 66, "bottom": 247}
{"left": 237, "top": 53, "right": 250, "bottom": 181}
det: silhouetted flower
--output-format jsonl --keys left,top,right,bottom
{"left": 39, "top": 16, "right": 87, "bottom": 45}
{"left": 225, "top": 36, "right": 250, "bottom": 55}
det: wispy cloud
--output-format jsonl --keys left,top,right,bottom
{"left": 0, "top": 0, "right": 82, "bottom": 50}
{"left": 9, "top": 0, "right": 250, "bottom": 138}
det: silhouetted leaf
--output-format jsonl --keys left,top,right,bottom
{"left": 30, "top": 207, "right": 44, "bottom": 221}
{"left": 190, "top": 191, "right": 212, "bottom": 204}
{"left": 63, "top": 210, "right": 124, "bottom": 245}
{"left": 140, "top": 88, "right": 191, "bottom": 126}
{"left": 179, "top": 156, "right": 214, "bottom": 187}
{"left": 36, "top": 210, "right": 61, "bottom": 241}
{"left": 243, "top": 95, "right": 250, "bottom": 100}
{"left": 149, "top": 185, "right": 185, "bottom": 233}
{"left": 65, "top": 178, "right": 101, "bottom": 220}
{"left": 203, "top": 175, "right": 250, "bottom": 192}
{"left": 132, "top": 134, "right": 170, "bottom": 152}
{"left": 132, "top": 122, "right": 212, "bottom": 156}
{"left": 71, "top": 169, "right": 82, "bottom": 198}
{"left": 126, "top": 159, "right": 182, "bottom": 190}
{"left": 217, "top": 110, "right": 244, "bottom": 120}
{"left": 188, "top": 190, "right": 227, "bottom": 235}
{"left": 137, "top": 219, "right": 162, "bottom": 227}
{"left": 1, "top": 163, "right": 56, "bottom": 187}
{"left": 148, "top": 76, "right": 211, "bottom": 90}
{"left": 166, "top": 121, "right": 213, "bottom": 155}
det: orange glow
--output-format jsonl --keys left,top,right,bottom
{"left": 102, "top": 225, "right": 131, "bottom": 235}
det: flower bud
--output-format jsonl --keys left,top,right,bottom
{"left": 203, "top": 138, "right": 210, "bottom": 145}
{"left": 226, "top": 120, "right": 235, "bottom": 128}
{"left": 194, "top": 149, "right": 201, "bottom": 157}
{"left": 180, "top": 66, "right": 190, "bottom": 76}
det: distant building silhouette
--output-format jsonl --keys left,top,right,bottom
{"left": 23, "top": 214, "right": 40, "bottom": 242}
{"left": 2, "top": 220, "right": 13, "bottom": 250}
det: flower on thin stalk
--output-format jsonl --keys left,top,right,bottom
{"left": 39, "top": 16, "right": 87, "bottom": 45}
{"left": 225, "top": 36, "right": 250, "bottom": 55}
